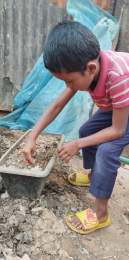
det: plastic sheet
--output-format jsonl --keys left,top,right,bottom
{"left": 0, "top": 0, "right": 119, "bottom": 142}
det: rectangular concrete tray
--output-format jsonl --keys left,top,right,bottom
{"left": 0, "top": 130, "right": 65, "bottom": 199}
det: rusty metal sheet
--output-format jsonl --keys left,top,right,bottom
{"left": 0, "top": 0, "right": 68, "bottom": 111}
{"left": 53, "top": 0, "right": 111, "bottom": 10}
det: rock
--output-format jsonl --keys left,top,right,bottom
{"left": 33, "top": 230, "right": 41, "bottom": 238}
{"left": 6, "top": 241, "right": 14, "bottom": 249}
{"left": 18, "top": 220, "right": 32, "bottom": 230}
{"left": 29, "top": 201, "right": 36, "bottom": 208}
{"left": 3, "top": 137, "right": 11, "bottom": 145}
{"left": 31, "top": 207, "right": 43, "bottom": 213}
{"left": 71, "top": 206, "right": 76, "bottom": 212}
{"left": 17, "top": 244, "right": 29, "bottom": 256}
{"left": 15, "top": 233, "right": 23, "bottom": 241}
{"left": 31, "top": 220, "right": 35, "bottom": 226}
{"left": 8, "top": 215, "right": 19, "bottom": 228}
{"left": 3, "top": 250, "right": 21, "bottom": 260}
{"left": 40, "top": 195, "right": 45, "bottom": 199}
{"left": 82, "top": 247, "right": 89, "bottom": 255}
{"left": 1, "top": 191, "right": 9, "bottom": 199}
{"left": 58, "top": 249, "right": 74, "bottom": 260}
{"left": 30, "top": 242, "right": 40, "bottom": 253}
{"left": 31, "top": 248, "right": 40, "bottom": 256}
{"left": 36, "top": 208, "right": 66, "bottom": 234}
{"left": 4, "top": 248, "right": 14, "bottom": 256}
{"left": 0, "top": 212, "right": 4, "bottom": 221}
{"left": 15, "top": 213, "right": 25, "bottom": 223}
{"left": 61, "top": 238, "right": 76, "bottom": 259}
{"left": 43, "top": 244, "right": 57, "bottom": 256}
{"left": 0, "top": 243, "right": 3, "bottom": 254}
{"left": 123, "top": 215, "right": 129, "bottom": 225}
{"left": 23, "top": 231, "right": 34, "bottom": 244}
{"left": 124, "top": 164, "right": 129, "bottom": 170}
{"left": 22, "top": 254, "right": 31, "bottom": 260}
{"left": 19, "top": 205, "right": 26, "bottom": 218}
{"left": 86, "top": 236, "right": 92, "bottom": 241}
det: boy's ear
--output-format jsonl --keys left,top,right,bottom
{"left": 86, "top": 61, "right": 97, "bottom": 75}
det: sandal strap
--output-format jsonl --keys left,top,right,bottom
{"left": 76, "top": 209, "right": 99, "bottom": 230}
{"left": 76, "top": 171, "right": 89, "bottom": 184}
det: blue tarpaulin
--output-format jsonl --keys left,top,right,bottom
{"left": 0, "top": 0, "right": 119, "bottom": 142}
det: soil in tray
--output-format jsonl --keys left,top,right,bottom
{"left": 0, "top": 128, "right": 25, "bottom": 158}
{"left": 2, "top": 135, "right": 61, "bottom": 171}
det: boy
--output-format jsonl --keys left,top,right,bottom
{"left": 23, "top": 21, "right": 129, "bottom": 234}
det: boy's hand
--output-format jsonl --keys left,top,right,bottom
{"left": 58, "top": 140, "right": 80, "bottom": 163}
{"left": 22, "top": 137, "right": 36, "bottom": 165}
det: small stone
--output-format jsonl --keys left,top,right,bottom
{"left": 31, "top": 207, "right": 43, "bottom": 212}
{"left": 71, "top": 207, "right": 76, "bottom": 212}
{"left": 93, "top": 252, "right": 101, "bottom": 257}
{"left": 1, "top": 191, "right": 9, "bottom": 199}
{"left": 82, "top": 247, "right": 89, "bottom": 255}
{"left": 8, "top": 215, "right": 19, "bottom": 228}
{"left": 32, "top": 248, "right": 40, "bottom": 256}
{"left": 15, "top": 233, "right": 23, "bottom": 241}
{"left": 40, "top": 195, "right": 45, "bottom": 199}
{"left": 19, "top": 205, "right": 26, "bottom": 218}
{"left": 124, "top": 164, "right": 129, "bottom": 170}
{"left": 31, "top": 220, "right": 35, "bottom": 226}
{"left": 22, "top": 254, "right": 31, "bottom": 260}
{"left": 17, "top": 244, "right": 29, "bottom": 256}
{"left": 122, "top": 215, "right": 129, "bottom": 225}
{"left": 6, "top": 241, "right": 14, "bottom": 249}
{"left": 23, "top": 231, "right": 34, "bottom": 244}
{"left": 34, "top": 230, "right": 41, "bottom": 238}
{"left": 86, "top": 236, "right": 92, "bottom": 241}
{"left": 4, "top": 247, "right": 13, "bottom": 256}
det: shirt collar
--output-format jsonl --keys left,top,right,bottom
{"left": 91, "top": 50, "right": 109, "bottom": 96}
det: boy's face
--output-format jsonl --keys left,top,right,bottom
{"left": 50, "top": 60, "right": 99, "bottom": 92}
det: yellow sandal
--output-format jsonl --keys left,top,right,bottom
{"left": 68, "top": 171, "right": 91, "bottom": 186}
{"left": 66, "top": 208, "right": 110, "bottom": 234}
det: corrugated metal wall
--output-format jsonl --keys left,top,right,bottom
{"left": 0, "top": 0, "right": 68, "bottom": 111}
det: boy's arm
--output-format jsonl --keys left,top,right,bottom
{"left": 58, "top": 105, "right": 129, "bottom": 162}
{"left": 22, "top": 87, "right": 76, "bottom": 164}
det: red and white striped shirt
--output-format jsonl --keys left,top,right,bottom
{"left": 87, "top": 50, "right": 129, "bottom": 111}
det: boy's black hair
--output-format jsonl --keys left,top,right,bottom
{"left": 43, "top": 21, "right": 100, "bottom": 73}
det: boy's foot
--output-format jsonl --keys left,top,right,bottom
{"left": 66, "top": 199, "right": 109, "bottom": 234}
{"left": 68, "top": 171, "right": 92, "bottom": 186}
{"left": 68, "top": 207, "right": 108, "bottom": 230}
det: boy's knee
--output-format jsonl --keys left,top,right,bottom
{"left": 96, "top": 142, "right": 113, "bottom": 161}
{"left": 79, "top": 124, "right": 89, "bottom": 138}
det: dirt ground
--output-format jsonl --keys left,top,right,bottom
{"left": 0, "top": 127, "right": 129, "bottom": 260}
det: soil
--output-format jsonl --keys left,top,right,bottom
{"left": 0, "top": 128, "right": 25, "bottom": 158}
{"left": 3, "top": 134, "right": 61, "bottom": 171}
{"left": 0, "top": 127, "right": 129, "bottom": 260}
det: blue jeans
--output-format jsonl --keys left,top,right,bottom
{"left": 79, "top": 108, "right": 129, "bottom": 199}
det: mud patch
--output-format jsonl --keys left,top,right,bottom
{"left": 0, "top": 128, "right": 25, "bottom": 158}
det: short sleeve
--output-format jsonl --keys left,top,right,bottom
{"left": 109, "top": 75, "right": 129, "bottom": 108}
